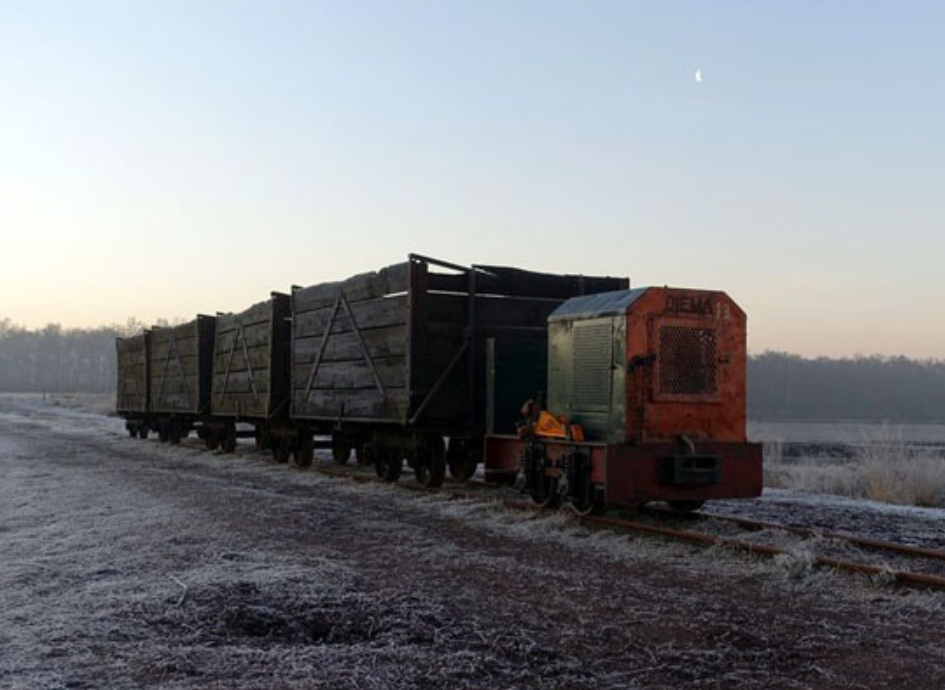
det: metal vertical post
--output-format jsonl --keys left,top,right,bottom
{"left": 467, "top": 267, "right": 477, "bottom": 441}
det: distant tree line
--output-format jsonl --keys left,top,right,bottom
{"left": 1, "top": 319, "right": 943, "bottom": 421}
{"left": 0, "top": 318, "right": 149, "bottom": 394}
{"left": 748, "top": 352, "right": 945, "bottom": 422}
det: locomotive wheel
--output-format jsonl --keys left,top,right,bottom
{"left": 569, "top": 488, "right": 605, "bottom": 517}
{"left": 414, "top": 437, "right": 446, "bottom": 489}
{"left": 668, "top": 500, "right": 705, "bottom": 513}
{"left": 332, "top": 435, "right": 352, "bottom": 465}
{"left": 292, "top": 434, "right": 314, "bottom": 469}
{"left": 530, "top": 476, "right": 560, "bottom": 509}
{"left": 138, "top": 427, "right": 149, "bottom": 440}
{"left": 374, "top": 447, "right": 403, "bottom": 482}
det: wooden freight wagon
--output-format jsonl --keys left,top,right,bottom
{"left": 115, "top": 332, "right": 150, "bottom": 438}
{"left": 148, "top": 315, "right": 216, "bottom": 443}
{"left": 289, "top": 254, "right": 628, "bottom": 485}
{"left": 206, "top": 293, "right": 291, "bottom": 454}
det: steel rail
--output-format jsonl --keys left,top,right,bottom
{"left": 694, "top": 510, "right": 945, "bottom": 563}
{"left": 285, "top": 462, "right": 945, "bottom": 592}
{"left": 583, "top": 515, "right": 945, "bottom": 591}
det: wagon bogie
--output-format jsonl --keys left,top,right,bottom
{"left": 412, "top": 435, "right": 447, "bottom": 488}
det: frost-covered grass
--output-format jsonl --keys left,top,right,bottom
{"left": 4, "top": 396, "right": 945, "bottom": 689}
{"left": 763, "top": 427, "right": 945, "bottom": 507}
{"left": 46, "top": 392, "right": 117, "bottom": 417}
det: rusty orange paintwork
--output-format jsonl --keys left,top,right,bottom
{"left": 624, "top": 287, "right": 748, "bottom": 444}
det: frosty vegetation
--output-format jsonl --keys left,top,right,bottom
{"left": 763, "top": 426, "right": 945, "bottom": 508}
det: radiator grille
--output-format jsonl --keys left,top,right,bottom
{"left": 572, "top": 323, "right": 612, "bottom": 410}
{"left": 659, "top": 326, "right": 717, "bottom": 396}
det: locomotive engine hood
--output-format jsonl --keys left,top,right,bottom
{"left": 546, "top": 287, "right": 749, "bottom": 445}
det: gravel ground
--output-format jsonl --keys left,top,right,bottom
{"left": 2, "top": 395, "right": 944, "bottom": 690}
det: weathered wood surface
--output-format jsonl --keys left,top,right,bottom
{"left": 149, "top": 318, "right": 215, "bottom": 414}
{"left": 214, "top": 320, "right": 274, "bottom": 349}
{"left": 292, "top": 356, "right": 406, "bottom": 391}
{"left": 293, "top": 295, "right": 408, "bottom": 339}
{"left": 300, "top": 388, "right": 408, "bottom": 420}
{"left": 213, "top": 343, "right": 273, "bottom": 371}
{"left": 116, "top": 334, "right": 149, "bottom": 413}
{"left": 211, "top": 295, "right": 290, "bottom": 419}
{"left": 290, "top": 256, "right": 629, "bottom": 427}
{"left": 293, "top": 325, "right": 407, "bottom": 364}
{"left": 292, "top": 263, "right": 409, "bottom": 312}
{"left": 291, "top": 265, "right": 409, "bottom": 421}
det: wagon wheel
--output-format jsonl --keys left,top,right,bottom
{"left": 158, "top": 425, "right": 169, "bottom": 443}
{"left": 127, "top": 425, "right": 137, "bottom": 438}
{"left": 272, "top": 440, "right": 290, "bottom": 464}
{"left": 568, "top": 487, "right": 606, "bottom": 517}
{"left": 138, "top": 427, "right": 149, "bottom": 440}
{"left": 204, "top": 432, "right": 220, "bottom": 451}
{"left": 668, "top": 500, "right": 705, "bottom": 513}
{"left": 332, "top": 434, "right": 352, "bottom": 465}
{"left": 221, "top": 424, "right": 237, "bottom": 454}
{"left": 414, "top": 437, "right": 446, "bottom": 489}
{"left": 292, "top": 434, "right": 314, "bottom": 469}
{"left": 374, "top": 447, "right": 403, "bottom": 482}
{"left": 254, "top": 425, "right": 271, "bottom": 451}
{"left": 447, "top": 441, "right": 478, "bottom": 482}
{"left": 168, "top": 423, "right": 182, "bottom": 445}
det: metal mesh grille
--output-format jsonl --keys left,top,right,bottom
{"left": 659, "top": 326, "right": 717, "bottom": 396}
{"left": 572, "top": 323, "right": 612, "bottom": 410}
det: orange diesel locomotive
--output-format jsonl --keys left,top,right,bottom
{"left": 484, "top": 287, "right": 762, "bottom": 514}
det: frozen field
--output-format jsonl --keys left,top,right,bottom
{"left": 1, "top": 395, "right": 944, "bottom": 689}
{"left": 749, "top": 419, "right": 945, "bottom": 445}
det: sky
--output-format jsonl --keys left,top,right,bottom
{"left": 0, "top": 0, "right": 942, "bottom": 358}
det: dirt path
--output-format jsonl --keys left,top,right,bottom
{"left": 1, "top": 396, "right": 943, "bottom": 689}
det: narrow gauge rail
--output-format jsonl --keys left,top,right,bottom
{"left": 295, "top": 457, "right": 945, "bottom": 592}
{"left": 587, "top": 514, "right": 945, "bottom": 591}
{"left": 694, "top": 510, "right": 945, "bottom": 563}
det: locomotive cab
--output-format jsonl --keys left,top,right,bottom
{"left": 485, "top": 286, "right": 762, "bottom": 513}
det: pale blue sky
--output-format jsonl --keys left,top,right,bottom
{"left": 0, "top": 1, "right": 941, "bottom": 356}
